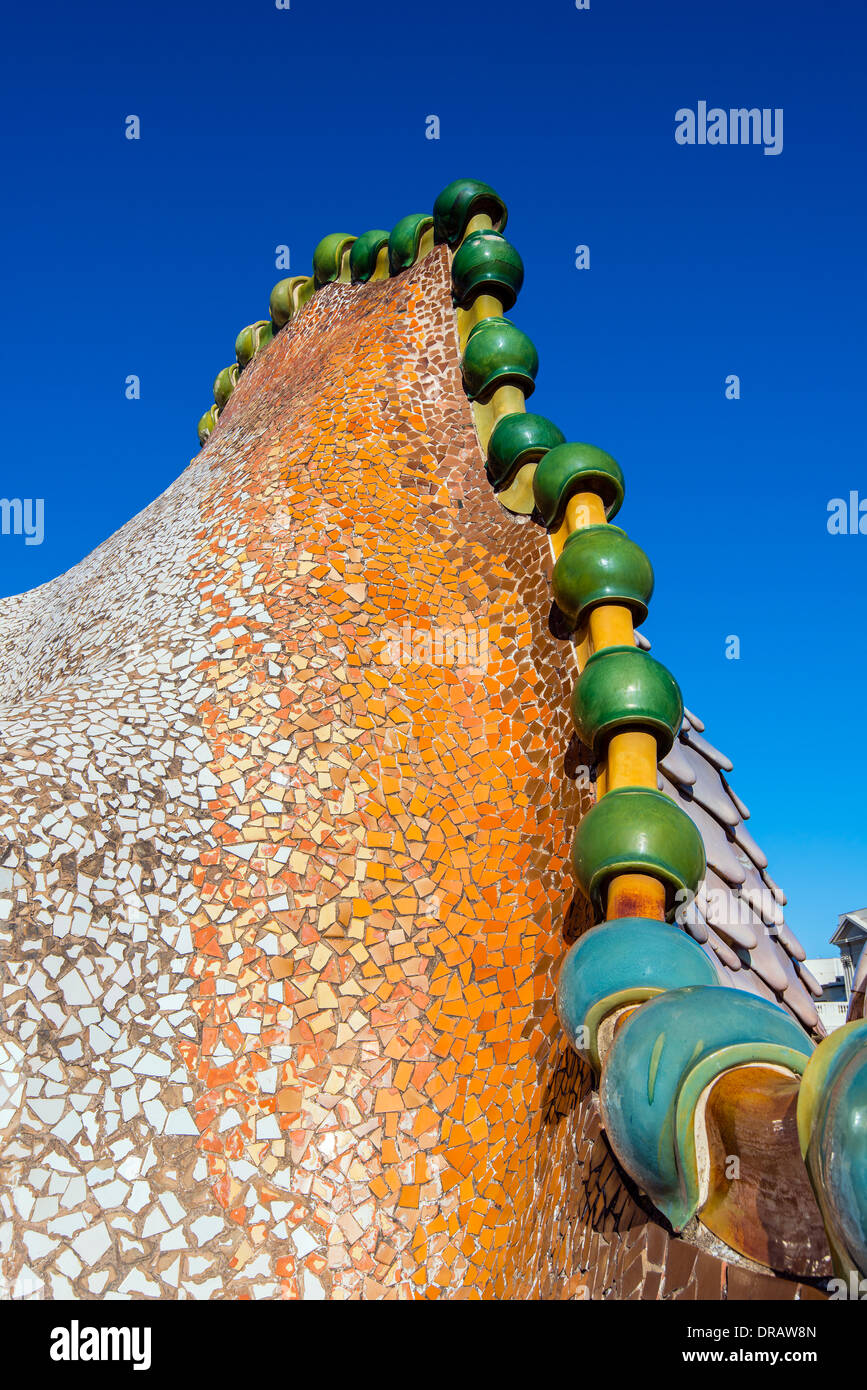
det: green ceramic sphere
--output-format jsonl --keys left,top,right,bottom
{"left": 349, "top": 230, "right": 390, "bottom": 283}
{"left": 451, "top": 230, "right": 524, "bottom": 310}
{"left": 433, "top": 178, "right": 508, "bottom": 247}
{"left": 461, "top": 316, "right": 539, "bottom": 403}
{"left": 571, "top": 646, "right": 684, "bottom": 758}
{"left": 269, "top": 278, "right": 294, "bottom": 329}
{"left": 269, "top": 276, "right": 314, "bottom": 329}
{"left": 197, "top": 408, "right": 218, "bottom": 446}
{"left": 552, "top": 525, "right": 654, "bottom": 628}
{"left": 388, "top": 214, "right": 434, "bottom": 275}
{"left": 235, "top": 320, "right": 273, "bottom": 370}
{"left": 213, "top": 364, "right": 239, "bottom": 410}
{"left": 801, "top": 1021, "right": 867, "bottom": 1277}
{"left": 572, "top": 785, "right": 706, "bottom": 920}
{"left": 486, "top": 413, "right": 565, "bottom": 491}
{"left": 533, "top": 443, "right": 625, "bottom": 531}
{"left": 312, "top": 233, "right": 356, "bottom": 288}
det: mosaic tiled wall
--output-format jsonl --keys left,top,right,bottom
{"left": 0, "top": 247, "right": 824, "bottom": 1299}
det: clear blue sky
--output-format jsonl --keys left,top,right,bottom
{"left": 0, "top": 0, "right": 863, "bottom": 955}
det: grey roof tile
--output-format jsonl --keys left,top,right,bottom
{"left": 714, "top": 950, "right": 786, "bottom": 1009}
{"left": 771, "top": 919, "right": 807, "bottom": 964}
{"left": 706, "top": 927, "right": 744, "bottom": 973}
{"left": 682, "top": 705, "right": 705, "bottom": 732}
{"left": 679, "top": 744, "right": 741, "bottom": 827}
{"left": 699, "top": 872, "right": 759, "bottom": 949}
{"left": 739, "top": 920, "right": 790, "bottom": 995}
{"left": 761, "top": 869, "right": 787, "bottom": 907}
{"left": 796, "top": 961, "right": 824, "bottom": 998}
{"left": 782, "top": 982, "right": 820, "bottom": 1032}
{"left": 658, "top": 740, "right": 697, "bottom": 788}
{"left": 661, "top": 776, "right": 746, "bottom": 885}
{"left": 720, "top": 772, "right": 750, "bottom": 821}
{"left": 680, "top": 724, "right": 734, "bottom": 772}
{"left": 734, "top": 865, "right": 804, "bottom": 959}
{"left": 778, "top": 955, "right": 821, "bottom": 1031}
{"left": 684, "top": 913, "right": 710, "bottom": 945}
{"left": 732, "top": 819, "right": 769, "bottom": 871}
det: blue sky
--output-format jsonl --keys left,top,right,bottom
{"left": 0, "top": 0, "right": 863, "bottom": 955}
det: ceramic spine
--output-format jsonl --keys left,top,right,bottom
{"left": 443, "top": 180, "right": 698, "bottom": 928}
{"left": 441, "top": 178, "right": 866, "bottom": 1280}
{"left": 196, "top": 211, "right": 439, "bottom": 445}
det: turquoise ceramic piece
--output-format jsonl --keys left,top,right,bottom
{"left": 388, "top": 214, "right": 434, "bottom": 275}
{"left": 557, "top": 918, "right": 719, "bottom": 1072}
{"left": 451, "top": 230, "right": 524, "bottom": 310}
{"left": 552, "top": 524, "right": 654, "bottom": 629}
{"left": 571, "top": 646, "right": 684, "bottom": 758}
{"left": 349, "top": 230, "right": 390, "bottom": 283}
{"left": 533, "top": 442, "right": 625, "bottom": 530}
{"left": 312, "top": 233, "right": 356, "bottom": 288}
{"left": 213, "top": 364, "right": 239, "bottom": 410}
{"left": 601, "top": 985, "right": 813, "bottom": 1230}
{"left": 485, "top": 413, "right": 565, "bottom": 491}
{"left": 461, "top": 316, "right": 539, "bottom": 402}
{"left": 433, "top": 178, "right": 508, "bottom": 247}
{"left": 235, "top": 320, "right": 273, "bottom": 369}
{"left": 797, "top": 1019, "right": 867, "bottom": 1279}
{"left": 571, "top": 785, "right": 706, "bottom": 919}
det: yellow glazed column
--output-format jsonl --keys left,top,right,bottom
{"left": 446, "top": 181, "right": 666, "bottom": 922}
{"left": 548, "top": 486, "right": 665, "bottom": 921}
{"left": 454, "top": 214, "right": 529, "bottom": 454}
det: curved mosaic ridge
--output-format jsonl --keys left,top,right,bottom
{"left": 195, "top": 194, "right": 451, "bottom": 447}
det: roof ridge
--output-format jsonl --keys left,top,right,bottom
{"left": 195, "top": 180, "right": 506, "bottom": 449}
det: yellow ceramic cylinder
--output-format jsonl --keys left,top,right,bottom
{"left": 607, "top": 873, "right": 667, "bottom": 922}
{"left": 490, "top": 383, "right": 527, "bottom": 422}
{"left": 473, "top": 293, "right": 505, "bottom": 324}
{"left": 465, "top": 213, "right": 494, "bottom": 237}
{"left": 551, "top": 491, "right": 605, "bottom": 560}
{"left": 607, "top": 730, "right": 658, "bottom": 791}
{"left": 457, "top": 294, "right": 504, "bottom": 353}
{"left": 372, "top": 246, "right": 390, "bottom": 281}
{"left": 566, "top": 492, "right": 606, "bottom": 530}
{"left": 588, "top": 603, "right": 635, "bottom": 653}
